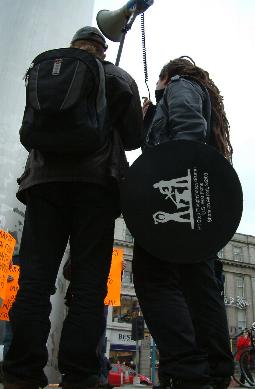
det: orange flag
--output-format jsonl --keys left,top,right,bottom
{"left": 0, "top": 230, "right": 16, "bottom": 300}
{"left": 0, "top": 264, "right": 20, "bottom": 321}
{"left": 104, "top": 248, "right": 123, "bottom": 306}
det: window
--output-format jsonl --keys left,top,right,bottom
{"left": 223, "top": 273, "right": 227, "bottom": 296}
{"left": 125, "top": 227, "right": 133, "bottom": 243}
{"left": 112, "top": 295, "right": 140, "bottom": 323}
{"left": 233, "top": 246, "right": 243, "bottom": 262}
{"left": 122, "top": 270, "right": 133, "bottom": 285}
{"left": 237, "top": 309, "right": 246, "bottom": 330}
{"left": 236, "top": 275, "right": 245, "bottom": 298}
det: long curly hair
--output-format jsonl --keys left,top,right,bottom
{"left": 159, "top": 56, "right": 233, "bottom": 162}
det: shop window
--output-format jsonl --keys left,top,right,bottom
{"left": 233, "top": 246, "right": 243, "bottom": 262}
{"left": 112, "top": 295, "right": 140, "bottom": 323}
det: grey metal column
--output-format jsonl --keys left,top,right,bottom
{"left": 0, "top": 0, "right": 95, "bottom": 383}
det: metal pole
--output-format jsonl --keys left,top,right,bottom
{"left": 151, "top": 338, "right": 156, "bottom": 384}
{"left": 133, "top": 339, "right": 140, "bottom": 385}
{"left": 136, "top": 339, "right": 139, "bottom": 374}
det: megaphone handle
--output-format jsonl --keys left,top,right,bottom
{"left": 115, "top": 12, "right": 137, "bottom": 66}
{"left": 115, "top": 32, "right": 126, "bottom": 66}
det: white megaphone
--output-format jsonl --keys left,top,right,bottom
{"left": 96, "top": 0, "right": 154, "bottom": 42}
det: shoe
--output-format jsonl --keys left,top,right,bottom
{"left": 3, "top": 383, "right": 40, "bottom": 389}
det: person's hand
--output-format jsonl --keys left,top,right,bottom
{"left": 127, "top": 0, "right": 154, "bottom": 14}
{"left": 142, "top": 97, "right": 152, "bottom": 118}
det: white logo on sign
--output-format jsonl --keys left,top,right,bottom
{"left": 152, "top": 169, "right": 194, "bottom": 229}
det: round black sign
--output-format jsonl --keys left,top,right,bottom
{"left": 120, "top": 141, "right": 243, "bottom": 263}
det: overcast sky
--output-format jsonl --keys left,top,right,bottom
{"left": 93, "top": 0, "right": 255, "bottom": 236}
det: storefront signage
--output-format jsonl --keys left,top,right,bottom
{"left": 118, "top": 333, "right": 133, "bottom": 342}
{"left": 110, "top": 330, "right": 136, "bottom": 345}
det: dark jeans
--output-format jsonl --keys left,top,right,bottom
{"left": 98, "top": 306, "right": 110, "bottom": 386}
{"left": 133, "top": 244, "right": 234, "bottom": 385}
{"left": 3, "top": 182, "right": 119, "bottom": 387}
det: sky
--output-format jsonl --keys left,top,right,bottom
{"left": 92, "top": 0, "right": 255, "bottom": 236}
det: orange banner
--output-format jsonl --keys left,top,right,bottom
{"left": 104, "top": 248, "right": 123, "bottom": 306}
{"left": 0, "top": 229, "right": 16, "bottom": 300}
{"left": 0, "top": 264, "right": 20, "bottom": 321}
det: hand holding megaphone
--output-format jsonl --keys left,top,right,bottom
{"left": 126, "top": 0, "right": 154, "bottom": 15}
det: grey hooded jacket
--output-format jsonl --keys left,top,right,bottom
{"left": 145, "top": 75, "right": 212, "bottom": 148}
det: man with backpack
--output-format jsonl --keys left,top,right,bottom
{"left": 1, "top": 27, "right": 143, "bottom": 389}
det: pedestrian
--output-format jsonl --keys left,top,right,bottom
{"left": 1, "top": 26, "right": 142, "bottom": 389}
{"left": 133, "top": 57, "right": 234, "bottom": 389}
{"left": 236, "top": 330, "right": 254, "bottom": 385}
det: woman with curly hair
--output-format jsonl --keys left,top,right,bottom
{"left": 133, "top": 57, "right": 234, "bottom": 389}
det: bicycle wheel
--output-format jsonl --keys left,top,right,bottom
{"left": 240, "top": 348, "right": 255, "bottom": 387}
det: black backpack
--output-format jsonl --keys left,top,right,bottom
{"left": 20, "top": 47, "right": 108, "bottom": 154}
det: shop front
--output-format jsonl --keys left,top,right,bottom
{"left": 108, "top": 328, "right": 137, "bottom": 364}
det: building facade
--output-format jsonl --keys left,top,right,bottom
{"left": 106, "top": 216, "right": 255, "bottom": 375}
{"left": 220, "top": 234, "right": 255, "bottom": 337}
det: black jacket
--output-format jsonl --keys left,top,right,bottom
{"left": 17, "top": 60, "right": 143, "bottom": 204}
{"left": 145, "top": 75, "right": 212, "bottom": 148}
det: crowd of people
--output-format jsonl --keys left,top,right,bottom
{"left": 0, "top": 10, "right": 237, "bottom": 389}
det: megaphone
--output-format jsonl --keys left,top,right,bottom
{"left": 97, "top": 0, "right": 154, "bottom": 42}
